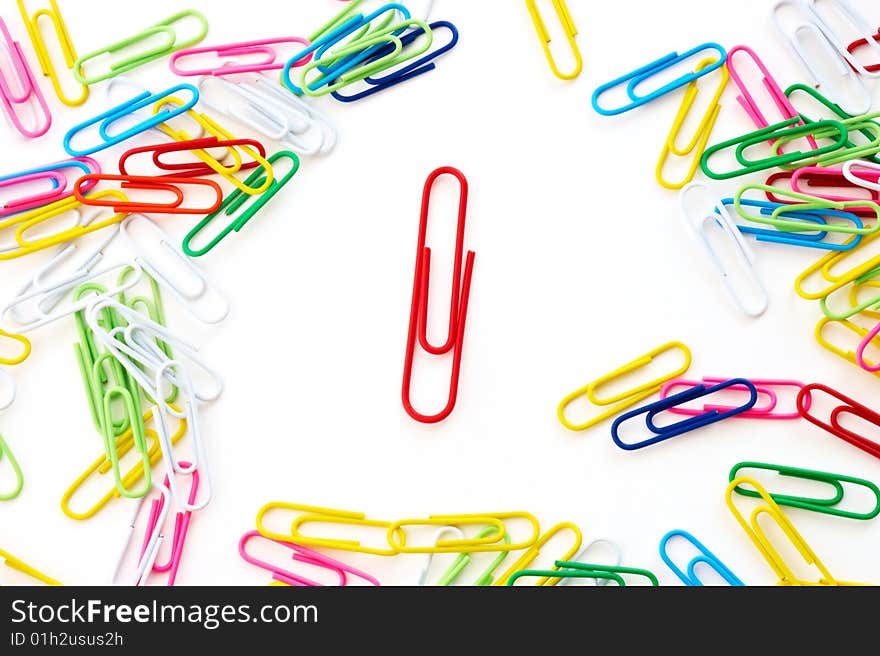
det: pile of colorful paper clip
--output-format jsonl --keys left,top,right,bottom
{"left": 2, "top": 0, "right": 880, "bottom": 587}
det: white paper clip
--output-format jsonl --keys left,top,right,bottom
{"left": 842, "top": 159, "right": 880, "bottom": 192}
{"left": 680, "top": 183, "right": 769, "bottom": 318}
{"left": 807, "top": 0, "right": 880, "bottom": 78}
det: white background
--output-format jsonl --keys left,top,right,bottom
{"left": 2, "top": 0, "right": 880, "bottom": 586}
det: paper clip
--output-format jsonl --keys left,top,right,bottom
{"left": 558, "top": 539, "right": 623, "bottom": 587}
{"left": 0, "top": 157, "right": 100, "bottom": 217}
{"left": 170, "top": 37, "right": 313, "bottom": 77}
{"left": 121, "top": 215, "right": 230, "bottom": 325}
{"left": 725, "top": 45, "right": 811, "bottom": 139}
{"left": 0, "top": 549, "right": 61, "bottom": 585}
{"left": 726, "top": 476, "right": 845, "bottom": 586}
{"left": 0, "top": 18, "right": 51, "bottom": 138}
{"left": 256, "top": 503, "right": 400, "bottom": 556}
{"left": 857, "top": 319, "right": 880, "bottom": 371}
{"left": 73, "top": 174, "right": 223, "bottom": 215}
{"left": 63, "top": 83, "right": 199, "bottom": 157}
{"left": 843, "top": 160, "right": 880, "bottom": 194}
{"left": 507, "top": 565, "right": 624, "bottom": 586}
{"left": 815, "top": 317, "right": 880, "bottom": 373}
{"left": 847, "top": 27, "right": 880, "bottom": 72}
{"left": 734, "top": 186, "right": 878, "bottom": 236}
{"left": 553, "top": 561, "right": 659, "bottom": 586}
{"left": 118, "top": 137, "right": 268, "bottom": 183}
{"left": 772, "top": 0, "right": 871, "bottom": 116}
{"left": 524, "top": 0, "right": 581, "bottom": 80}
{"left": 61, "top": 408, "right": 186, "bottom": 521}
{"left": 401, "top": 167, "right": 474, "bottom": 424}
{"left": 16, "top": 0, "right": 88, "bottom": 106}
{"left": 113, "top": 484, "right": 171, "bottom": 586}
{"left": 419, "top": 527, "right": 510, "bottom": 586}
{"left": 139, "top": 466, "right": 198, "bottom": 586}
{"left": 74, "top": 10, "right": 208, "bottom": 85}
{"left": 724, "top": 198, "right": 864, "bottom": 251}
{"left": 557, "top": 341, "right": 692, "bottom": 432}
{"left": 771, "top": 113, "right": 880, "bottom": 166}
{"left": 182, "top": 151, "right": 300, "bottom": 257}
{"left": 492, "top": 522, "right": 582, "bottom": 586}
{"left": 389, "top": 512, "right": 541, "bottom": 554}
{"left": 0, "top": 434, "right": 24, "bottom": 501}
{"left": 797, "top": 383, "right": 880, "bottom": 459}
{"left": 806, "top": 0, "right": 880, "bottom": 78}
{"left": 331, "top": 20, "right": 458, "bottom": 102}
{"left": 792, "top": 166, "right": 880, "bottom": 207}
{"left": 656, "top": 58, "right": 728, "bottom": 190}
{"left": 659, "top": 530, "right": 744, "bottom": 586}
{"left": 100, "top": 385, "right": 150, "bottom": 500}
{"left": 612, "top": 378, "right": 758, "bottom": 451}
{"left": 699, "top": 117, "right": 848, "bottom": 180}
{"left": 729, "top": 462, "right": 880, "bottom": 520}
{"left": 794, "top": 231, "right": 880, "bottom": 300}
{"left": 660, "top": 378, "right": 806, "bottom": 419}
{"left": 239, "top": 531, "right": 380, "bottom": 587}
{"left": 680, "top": 183, "right": 769, "bottom": 317}
{"left": 0, "top": 329, "right": 31, "bottom": 366}
{"left": 591, "top": 43, "right": 726, "bottom": 116}
{"left": 197, "top": 74, "right": 337, "bottom": 156}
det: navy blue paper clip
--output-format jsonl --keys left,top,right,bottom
{"left": 331, "top": 21, "right": 459, "bottom": 103}
{"left": 721, "top": 198, "right": 863, "bottom": 252}
{"left": 611, "top": 378, "right": 757, "bottom": 451}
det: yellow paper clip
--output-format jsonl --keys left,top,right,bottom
{"left": 525, "top": 0, "right": 582, "bottom": 80}
{"left": 0, "top": 192, "right": 129, "bottom": 261}
{"left": 0, "top": 549, "right": 61, "bottom": 586}
{"left": 153, "top": 96, "right": 274, "bottom": 196}
{"left": 795, "top": 232, "right": 880, "bottom": 301}
{"left": 257, "top": 503, "right": 400, "bottom": 556}
{"left": 0, "top": 329, "right": 31, "bottom": 365}
{"left": 557, "top": 341, "right": 692, "bottom": 431}
{"left": 388, "top": 512, "right": 541, "bottom": 554}
{"left": 61, "top": 408, "right": 186, "bottom": 521}
{"left": 656, "top": 60, "right": 728, "bottom": 190}
{"left": 17, "top": 0, "right": 88, "bottom": 106}
{"left": 492, "top": 522, "right": 582, "bottom": 586}
{"left": 726, "top": 477, "right": 866, "bottom": 586}
{"left": 815, "top": 317, "right": 880, "bottom": 375}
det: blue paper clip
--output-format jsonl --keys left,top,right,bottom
{"left": 592, "top": 43, "right": 727, "bottom": 116}
{"left": 331, "top": 21, "right": 458, "bottom": 103}
{"left": 63, "top": 84, "right": 199, "bottom": 157}
{"left": 611, "top": 378, "right": 757, "bottom": 450}
{"left": 721, "top": 198, "right": 863, "bottom": 252}
{"left": 659, "top": 530, "right": 744, "bottom": 586}
{"left": 283, "top": 5, "right": 411, "bottom": 95}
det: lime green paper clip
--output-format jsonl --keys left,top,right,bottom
{"left": 427, "top": 527, "right": 511, "bottom": 586}
{"left": 700, "top": 117, "right": 848, "bottom": 180}
{"left": 734, "top": 185, "right": 880, "bottom": 236}
{"left": 74, "top": 10, "right": 208, "bottom": 85}
{"left": 0, "top": 434, "right": 24, "bottom": 501}
{"left": 182, "top": 151, "right": 300, "bottom": 257}
{"left": 729, "top": 462, "right": 880, "bottom": 521}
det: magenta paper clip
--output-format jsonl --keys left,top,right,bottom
{"left": 169, "top": 37, "right": 313, "bottom": 77}
{"left": 660, "top": 378, "right": 808, "bottom": 420}
{"left": 140, "top": 465, "right": 199, "bottom": 587}
{"left": 239, "top": 531, "right": 380, "bottom": 587}
{"left": 727, "top": 45, "right": 816, "bottom": 150}
{"left": 792, "top": 166, "right": 880, "bottom": 206}
{"left": 857, "top": 323, "right": 880, "bottom": 372}
{"left": 0, "top": 18, "right": 51, "bottom": 138}
{"left": 0, "top": 157, "right": 101, "bottom": 217}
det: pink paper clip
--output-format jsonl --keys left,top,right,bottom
{"left": 856, "top": 323, "right": 880, "bottom": 372}
{"left": 726, "top": 45, "right": 816, "bottom": 150}
{"left": 0, "top": 18, "right": 51, "bottom": 138}
{"left": 239, "top": 531, "right": 380, "bottom": 587}
{"left": 139, "top": 465, "right": 200, "bottom": 587}
{"left": 0, "top": 157, "right": 101, "bottom": 217}
{"left": 169, "top": 37, "right": 313, "bottom": 77}
{"left": 660, "top": 378, "right": 808, "bottom": 420}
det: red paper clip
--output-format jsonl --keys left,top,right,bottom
{"left": 73, "top": 174, "right": 223, "bottom": 215}
{"left": 661, "top": 378, "right": 807, "bottom": 420}
{"left": 847, "top": 29, "right": 880, "bottom": 74}
{"left": 118, "top": 137, "right": 267, "bottom": 179}
{"left": 765, "top": 170, "right": 880, "bottom": 217}
{"left": 797, "top": 383, "right": 880, "bottom": 459}
{"left": 402, "top": 167, "right": 475, "bottom": 424}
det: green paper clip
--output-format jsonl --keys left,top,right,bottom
{"left": 700, "top": 117, "right": 849, "bottom": 180}
{"left": 508, "top": 568, "right": 625, "bottom": 586}
{"left": 557, "top": 561, "right": 660, "bottom": 586}
{"left": 729, "top": 462, "right": 880, "bottom": 521}
{"left": 0, "top": 434, "right": 24, "bottom": 501}
{"left": 74, "top": 10, "right": 208, "bottom": 85}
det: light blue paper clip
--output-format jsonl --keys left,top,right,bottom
{"left": 63, "top": 84, "right": 199, "bottom": 157}
{"left": 659, "top": 529, "right": 744, "bottom": 586}
{"left": 592, "top": 43, "right": 727, "bottom": 116}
